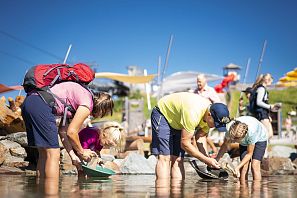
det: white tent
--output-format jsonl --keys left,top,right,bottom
{"left": 156, "top": 71, "right": 223, "bottom": 96}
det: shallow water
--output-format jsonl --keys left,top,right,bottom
{"left": 0, "top": 174, "right": 296, "bottom": 197}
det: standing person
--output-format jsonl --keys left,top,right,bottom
{"left": 194, "top": 74, "right": 221, "bottom": 103}
{"left": 21, "top": 81, "right": 114, "bottom": 179}
{"left": 250, "top": 73, "right": 280, "bottom": 139}
{"left": 216, "top": 116, "right": 268, "bottom": 182}
{"left": 284, "top": 114, "right": 292, "bottom": 138}
{"left": 151, "top": 92, "right": 230, "bottom": 180}
{"left": 194, "top": 74, "right": 222, "bottom": 156}
{"left": 238, "top": 87, "right": 252, "bottom": 116}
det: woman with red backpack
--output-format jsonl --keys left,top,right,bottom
{"left": 21, "top": 81, "right": 114, "bottom": 179}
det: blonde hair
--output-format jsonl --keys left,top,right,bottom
{"left": 92, "top": 92, "right": 114, "bottom": 118}
{"left": 100, "top": 121, "right": 126, "bottom": 152}
{"left": 252, "top": 73, "right": 272, "bottom": 89}
{"left": 229, "top": 120, "right": 248, "bottom": 140}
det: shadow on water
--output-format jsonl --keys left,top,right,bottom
{"left": 0, "top": 174, "right": 297, "bottom": 197}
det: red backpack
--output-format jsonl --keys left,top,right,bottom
{"left": 22, "top": 63, "right": 95, "bottom": 123}
{"left": 23, "top": 63, "right": 95, "bottom": 92}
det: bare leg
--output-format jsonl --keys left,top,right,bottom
{"left": 37, "top": 148, "right": 46, "bottom": 177}
{"left": 239, "top": 161, "right": 250, "bottom": 183}
{"left": 43, "top": 148, "right": 61, "bottom": 179}
{"left": 156, "top": 155, "right": 171, "bottom": 179}
{"left": 251, "top": 159, "right": 262, "bottom": 181}
{"left": 170, "top": 156, "right": 185, "bottom": 180}
{"left": 261, "top": 119, "right": 273, "bottom": 140}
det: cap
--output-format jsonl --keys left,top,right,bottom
{"left": 242, "top": 87, "right": 252, "bottom": 94}
{"left": 209, "top": 103, "right": 230, "bottom": 132}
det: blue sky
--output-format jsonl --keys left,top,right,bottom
{"left": 1, "top": 0, "right": 297, "bottom": 98}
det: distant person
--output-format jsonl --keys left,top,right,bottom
{"left": 151, "top": 92, "right": 230, "bottom": 180}
{"left": 238, "top": 87, "right": 252, "bottom": 116}
{"left": 249, "top": 73, "right": 280, "bottom": 139}
{"left": 194, "top": 74, "right": 221, "bottom": 103}
{"left": 284, "top": 114, "right": 292, "bottom": 138}
{"left": 216, "top": 116, "right": 268, "bottom": 182}
{"left": 21, "top": 82, "right": 114, "bottom": 179}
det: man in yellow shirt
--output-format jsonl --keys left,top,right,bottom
{"left": 151, "top": 92, "right": 230, "bottom": 179}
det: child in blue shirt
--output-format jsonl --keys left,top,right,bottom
{"left": 216, "top": 116, "right": 268, "bottom": 182}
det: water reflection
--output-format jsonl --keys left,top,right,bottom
{"left": 0, "top": 174, "right": 296, "bottom": 197}
{"left": 155, "top": 179, "right": 184, "bottom": 197}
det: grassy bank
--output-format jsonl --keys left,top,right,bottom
{"left": 230, "top": 87, "right": 297, "bottom": 124}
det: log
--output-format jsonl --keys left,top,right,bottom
{"left": 0, "top": 96, "right": 25, "bottom": 135}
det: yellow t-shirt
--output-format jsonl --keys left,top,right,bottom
{"left": 157, "top": 92, "right": 211, "bottom": 133}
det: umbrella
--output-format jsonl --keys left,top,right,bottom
{"left": 277, "top": 68, "right": 297, "bottom": 87}
{"left": 0, "top": 84, "right": 23, "bottom": 94}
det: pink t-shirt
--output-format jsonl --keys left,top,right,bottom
{"left": 79, "top": 127, "right": 103, "bottom": 152}
{"left": 50, "top": 82, "right": 93, "bottom": 117}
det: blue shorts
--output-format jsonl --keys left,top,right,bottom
{"left": 21, "top": 94, "right": 59, "bottom": 148}
{"left": 240, "top": 141, "right": 267, "bottom": 161}
{"left": 151, "top": 107, "right": 185, "bottom": 157}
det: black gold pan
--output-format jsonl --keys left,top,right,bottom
{"left": 189, "top": 160, "right": 229, "bottom": 180}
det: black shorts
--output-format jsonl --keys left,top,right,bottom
{"left": 240, "top": 141, "right": 267, "bottom": 161}
{"left": 254, "top": 109, "right": 269, "bottom": 121}
{"left": 21, "top": 94, "right": 59, "bottom": 148}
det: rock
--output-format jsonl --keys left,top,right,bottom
{"left": 120, "top": 152, "right": 154, "bottom": 174}
{"left": 269, "top": 145, "right": 296, "bottom": 158}
{"left": 60, "top": 164, "right": 77, "bottom": 175}
{"left": 292, "top": 158, "right": 297, "bottom": 168}
{"left": 3, "top": 156, "right": 29, "bottom": 168}
{"left": 113, "top": 159, "right": 124, "bottom": 167}
{"left": 60, "top": 149, "right": 72, "bottom": 165}
{"left": 0, "top": 143, "right": 7, "bottom": 164}
{"left": 7, "top": 132, "right": 28, "bottom": 147}
{"left": 60, "top": 149, "right": 76, "bottom": 175}
{"left": 0, "top": 139, "right": 22, "bottom": 150}
{"left": 0, "top": 136, "right": 7, "bottom": 141}
{"left": 147, "top": 155, "right": 157, "bottom": 170}
{"left": 101, "top": 154, "right": 116, "bottom": 162}
{"left": 261, "top": 157, "right": 295, "bottom": 175}
{"left": 10, "top": 147, "right": 27, "bottom": 158}
{"left": 0, "top": 166, "right": 24, "bottom": 174}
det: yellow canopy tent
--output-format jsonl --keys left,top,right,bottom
{"left": 95, "top": 72, "right": 156, "bottom": 84}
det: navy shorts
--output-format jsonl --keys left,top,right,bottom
{"left": 21, "top": 94, "right": 59, "bottom": 148}
{"left": 151, "top": 107, "right": 185, "bottom": 157}
{"left": 240, "top": 141, "right": 267, "bottom": 161}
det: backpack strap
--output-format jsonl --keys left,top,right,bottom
{"left": 256, "top": 85, "right": 268, "bottom": 103}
